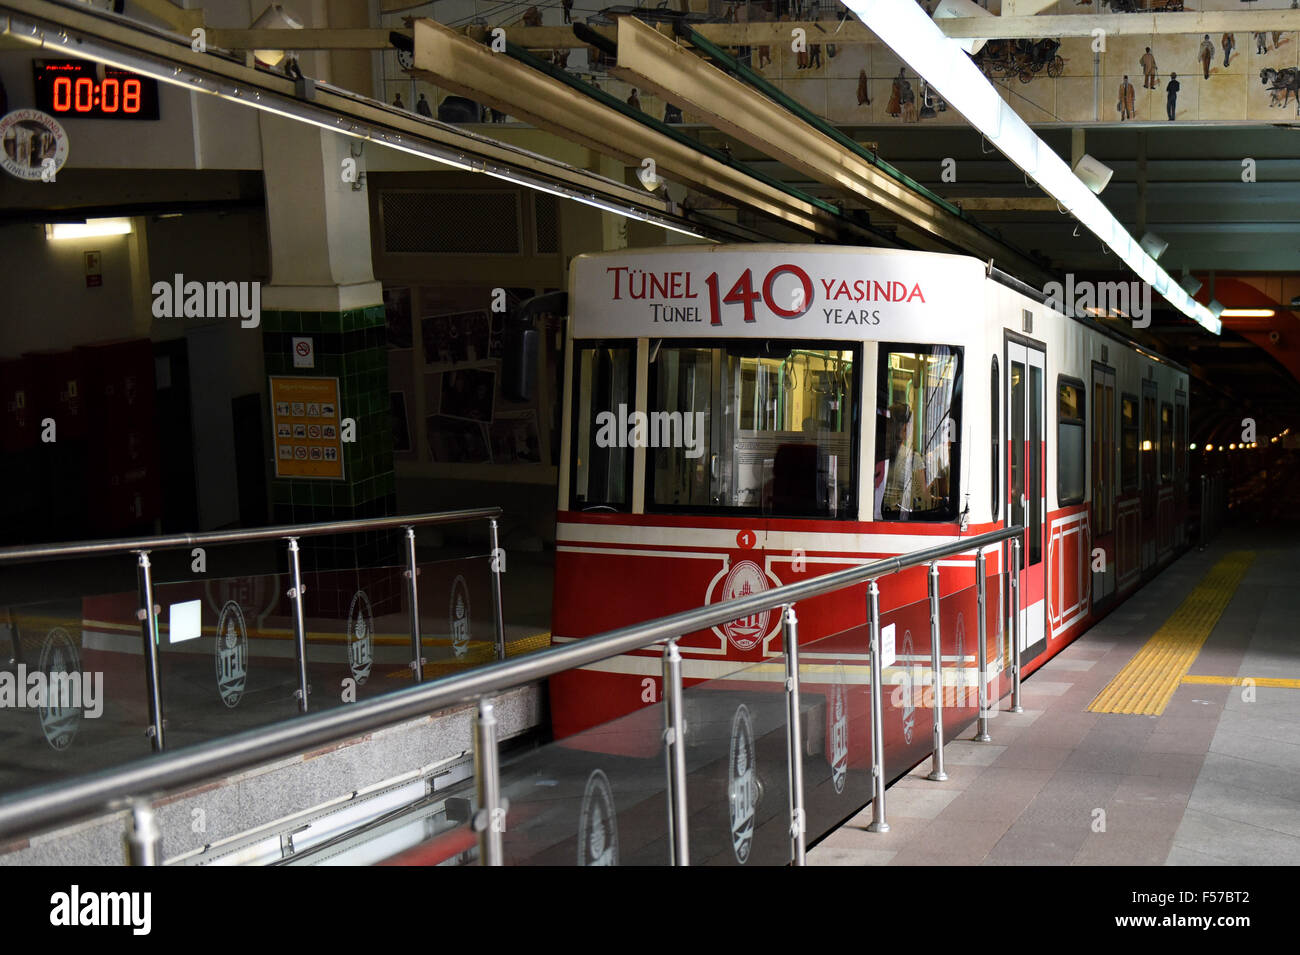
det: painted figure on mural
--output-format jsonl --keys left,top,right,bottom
{"left": 1255, "top": 32, "right": 1269, "bottom": 55}
{"left": 1199, "top": 34, "right": 1214, "bottom": 79}
{"left": 1222, "top": 33, "right": 1235, "bottom": 67}
{"left": 1166, "top": 72, "right": 1180, "bottom": 121}
{"left": 1117, "top": 75, "right": 1136, "bottom": 120}
{"left": 757, "top": 45, "right": 772, "bottom": 69}
{"left": 562, "top": 0, "right": 573, "bottom": 23}
{"left": 808, "top": 43, "right": 822, "bottom": 69}
{"left": 857, "top": 69, "right": 871, "bottom": 106}
{"left": 887, "top": 68, "right": 904, "bottom": 117}
{"left": 1140, "top": 47, "right": 1158, "bottom": 89}
{"left": 900, "top": 75, "right": 917, "bottom": 122}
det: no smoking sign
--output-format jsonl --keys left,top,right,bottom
{"left": 292, "top": 336, "right": 314, "bottom": 368}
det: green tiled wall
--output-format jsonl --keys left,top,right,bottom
{"left": 263, "top": 303, "right": 398, "bottom": 572}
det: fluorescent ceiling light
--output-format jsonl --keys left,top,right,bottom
{"left": 46, "top": 218, "right": 133, "bottom": 240}
{"left": 1219, "top": 308, "right": 1275, "bottom": 318}
{"left": 843, "top": 0, "right": 1221, "bottom": 335}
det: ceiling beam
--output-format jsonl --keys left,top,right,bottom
{"left": 491, "top": 14, "right": 1300, "bottom": 51}
{"left": 410, "top": 17, "right": 849, "bottom": 239}
{"left": 0, "top": 0, "right": 691, "bottom": 235}
{"left": 937, "top": 11, "right": 1300, "bottom": 39}
{"left": 952, "top": 197, "right": 1060, "bottom": 211}
{"left": 610, "top": 16, "right": 1050, "bottom": 282}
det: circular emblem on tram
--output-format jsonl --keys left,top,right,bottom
{"left": 830, "top": 663, "right": 849, "bottom": 795}
{"left": 346, "top": 590, "right": 373, "bottom": 684}
{"left": 577, "top": 769, "right": 618, "bottom": 866}
{"left": 729, "top": 704, "right": 758, "bottom": 864}
{"left": 449, "top": 576, "right": 471, "bottom": 658}
{"left": 215, "top": 600, "right": 248, "bottom": 708}
{"left": 716, "top": 560, "right": 770, "bottom": 652}
{"left": 38, "top": 628, "right": 81, "bottom": 751}
{"left": 900, "top": 629, "right": 916, "bottom": 745}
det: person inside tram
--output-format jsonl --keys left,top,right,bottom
{"left": 877, "top": 402, "right": 932, "bottom": 519}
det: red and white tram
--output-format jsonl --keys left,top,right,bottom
{"left": 548, "top": 244, "right": 1189, "bottom": 775}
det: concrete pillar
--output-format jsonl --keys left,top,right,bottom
{"left": 258, "top": 111, "right": 395, "bottom": 571}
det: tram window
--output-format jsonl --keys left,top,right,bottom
{"left": 1058, "top": 377, "right": 1086, "bottom": 506}
{"left": 1121, "top": 394, "right": 1138, "bottom": 491}
{"left": 875, "top": 345, "right": 963, "bottom": 522}
{"left": 991, "top": 356, "right": 999, "bottom": 520}
{"left": 647, "top": 341, "right": 858, "bottom": 518}
{"left": 571, "top": 343, "right": 635, "bottom": 510}
{"left": 1160, "top": 403, "right": 1173, "bottom": 483}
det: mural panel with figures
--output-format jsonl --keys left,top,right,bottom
{"left": 382, "top": 0, "right": 1300, "bottom": 127}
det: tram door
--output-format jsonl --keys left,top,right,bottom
{"left": 1006, "top": 339, "right": 1047, "bottom": 667}
{"left": 1091, "top": 364, "right": 1117, "bottom": 604}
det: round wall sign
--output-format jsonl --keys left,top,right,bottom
{"left": 0, "top": 109, "right": 69, "bottom": 181}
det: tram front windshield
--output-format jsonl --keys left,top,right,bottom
{"left": 647, "top": 341, "right": 857, "bottom": 518}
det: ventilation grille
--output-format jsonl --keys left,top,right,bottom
{"left": 534, "top": 193, "right": 559, "bottom": 254}
{"left": 381, "top": 191, "right": 520, "bottom": 254}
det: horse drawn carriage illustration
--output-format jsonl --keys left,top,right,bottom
{"left": 972, "top": 38, "right": 1065, "bottom": 84}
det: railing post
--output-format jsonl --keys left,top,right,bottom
{"left": 403, "top": 526, "right": 423, "bottom": 683}
{"left": 473, "top": 699, "right": 504, "bottom": 865}
{"left": 926, "top": 562, "right": 948, "bottom": 781}
{"left": 134, "top": 551, "right": 165, "bottom": 752}
{"left": 974, "top": 547, "right": 991, "bottom": 742}
{"left": 124, "top": 802, "right": 161, "bottom": 866}
{"left": 489, "top": 518, "right": 506, "bottom": 662}
{"left": 1010, "top": 536, "right": 1023, "bottom": 714}
{"left": 866, "top": 579, "right": 889, "bottom": 832}
{"left": 781, "top": 605, "right": 807, "bottom": 864}
{"left": 286, "top": 537, "right": 310, "bottom": 713}
{"left": 662, "top": 640, "right": 690, "bottom": 865}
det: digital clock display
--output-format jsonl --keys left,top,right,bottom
{"left": 32, "top": 59, "right": 160, "bottom": 120}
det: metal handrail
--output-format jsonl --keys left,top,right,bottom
{"left": 0, "top": 507, "right": 503, "bottom": 563}
{"left": 0, "top": 506, "right": 507, "bottom": 752}
{"left": 0, "top": 523, "right": 1025, "bottom": 852}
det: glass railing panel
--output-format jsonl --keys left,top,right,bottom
{"left": 150, "top": 573, "right": 301, "bottom": 747}
{"left": 796, "top": 621, "right": 873, "bottom": 843}
{"left": 297, "top": 563, "right": 412, "bottom": 712}
{"left": 0, "top": 592, "right": 152, "bottom": 793}
{"left": 678, "top": 652, "right": 793, "bottom": 866}
{"left": 495, "top": 666, "right": 675, "bottom": 866}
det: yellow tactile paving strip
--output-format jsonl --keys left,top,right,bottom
{"left": 1087, "top": 551, "right": 1256, "bottom": 716}
{"left": 1183, "top": 675, "right": 1300, "bottom": 689}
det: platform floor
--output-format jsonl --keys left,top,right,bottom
{"left": 808, "top": 528, "right": 1300, "bottom": 866}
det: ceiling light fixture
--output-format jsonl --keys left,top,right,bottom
{"left": 1139, "top": 232, "right": 1168, "bottom": 260}
{"left": 46, "top": 218, "right": 133, "bottom": 240}
{"left": 1220, "top": 308, "right": 1276, "bottom": 318}
{"left": 842, "top": 0, "right": 1221, "bottom": 334}
{"left": 1072, "top": 154, "right": 1114, "bottom": 195}
{"left": 249, "top": 3, "right": 303, "bottom": 69}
